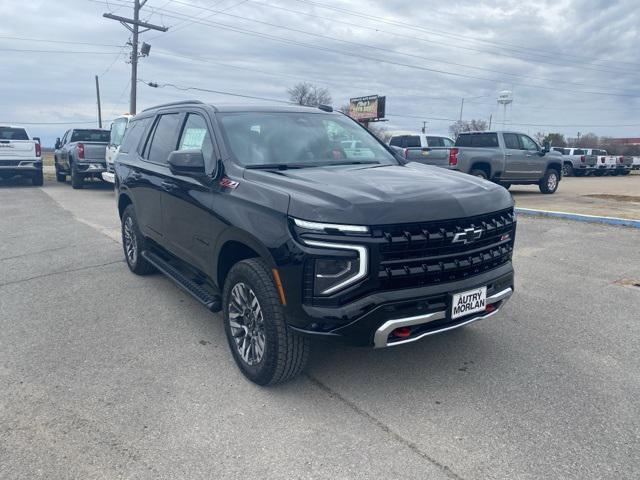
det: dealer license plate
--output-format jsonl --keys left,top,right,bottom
{"left": 451, "top": 286, "right": 487, "bottom": 320}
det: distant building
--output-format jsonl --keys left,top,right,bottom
{"left": 610, "top": 137, "right": 640, "bottom": 145}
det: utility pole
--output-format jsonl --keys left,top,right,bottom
{"left": 421, "top": 121, "right": 427, "bottom": 133}
{"left": 459, "top": 98, "right": 465, "bottom": 121}
{"left": 103, "top": 0, "right": 168, "bottom": 114}
{"left": 95, "top": 75, "right": 102, "bottom": 128}
{"left": 488, "top": 113, "right": 492, "bottom": 130}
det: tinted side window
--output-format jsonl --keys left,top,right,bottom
{"left": 178, "top": 114, "right": 214, "bottom": 162}
{"left": 574, "top": 149, "right": 585, "bottom": 155}
{"left": 443, "top": 137, "right": 454, "bottom": 147}
{"left": 455, "top": 133, "right": 499, "bottom": 148}
{"left": 426, "top": 136, "right": 444, "bottom": 147}
{"left": 503, "top": 133, "right": 520, "bottom": 150}
{"left": 389, "top": 136, "right": 402, "bottom": 147}
{"left": 146, "top": 114, "right": 181, "bottom": 164}
{"left": 120, "top": 117, "right": 151, "bottom": 154}
{"left": 405, "top": 136, "right": 421, "bottom": 148}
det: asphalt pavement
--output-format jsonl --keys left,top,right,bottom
{"left": 1, "top": 180, "right": 639, "bottom": 479}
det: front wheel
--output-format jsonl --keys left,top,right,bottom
{"left": 121, "top": 205, "right": 156, "bottom": 275}
{"left": 539, "top": 169, "right": 559, "bottom": 194}
{"left": 223, "top": 259, "right": 310, "bottom": 385}
{"left": 500, "top": 182, "right": 511, "bottom": 190}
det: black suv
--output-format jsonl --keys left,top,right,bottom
{"left": 115, "top": 101, "right": 516, "bottom": 385}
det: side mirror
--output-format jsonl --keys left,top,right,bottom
{"left": 542, "top": 141, "right": 550, "bottom": 153}
{"left": 55, "top": 138, "right": 61, "bottom": 149}
{"left": 167, "top": 149, "right": 206, "bottom": 177}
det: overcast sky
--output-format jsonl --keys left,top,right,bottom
{"left": 2, "top": 0, "right": 639, "bottom": 145}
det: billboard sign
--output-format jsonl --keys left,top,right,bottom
{"left": 349, "top": 95, "right": 386, "bottom": 121}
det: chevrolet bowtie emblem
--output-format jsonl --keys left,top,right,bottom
{"left": 452, "top": 227, "right": 483, "bottom": 245}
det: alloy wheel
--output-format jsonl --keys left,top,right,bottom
{"left": 228, "top": 282, "right": 266, "bottom": 366}
{"left": 123, "top": 216, "right": 138, "bottom": 265}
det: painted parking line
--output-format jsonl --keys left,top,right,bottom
{"left": 515, "top": 207, "right": 640, "bottom": 229}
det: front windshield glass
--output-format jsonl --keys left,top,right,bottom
{"left": 218, "top": 111, "right": 398, "bottom": 167}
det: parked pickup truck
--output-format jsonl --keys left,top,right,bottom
{"left": 103, "top": 114, "right": 133, "bottom": 184}
{"left": 552, "top": 147, "right": 595, "bottom": 176}
{"left": 632, "top": 157, "right": 640, "bottom": 171}
{"left": 585, "top": 149, "right": 615, "bottom": 176}
{"left": 0, "top": 126, "right": 43, "bottom": 185}
{"left": 115, "top": 101, "right": 516, "bottom": 385}
{"left": 54, "top": 128, "right": 110, "bottom": 188}
{"left": 614, "top": 156, "right": 633, "bottom": 175}
{"left": 394, "top": 131, "right": 562, "bottom": 194}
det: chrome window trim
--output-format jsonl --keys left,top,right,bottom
{"left": 303, "top": 240, "right": 368, "bottom": 295}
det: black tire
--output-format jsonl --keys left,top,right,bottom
{"left": 622, "top": 170, "right": 631, "bottom": 175}
{"left": 594, "top": 170, "right": 605, "bottom": 176}
{"left": 222, "top": 258, "right": 310, "bottom": 385}
{"left": 71, "top": 162, "right": 83, "bottom": 189}
{"left": 54, "top": 163, "right": 66, "bottom": 182}
{"left": 539, "top": 168, "right": 559, "bottom": 194}
{"left": 562, "top": 163, "right": 574, "bottom": 177}
{"left": 500, "top": 182, "right": 511, "bottom": 190}
{"left": 121, "top": 205, "right": 156, "bottom": 275}
{"left": 574, "top": 171, "right": 585, "bottom": 177}
{"left": 470, "top": 169, "right": 488, "bottom": 180}
{"left": 32, "top": 170, "right": 44, "bottom": 186}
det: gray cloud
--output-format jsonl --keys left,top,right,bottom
{"left": 1, "top": 0, "right": 639, "bottom": 145}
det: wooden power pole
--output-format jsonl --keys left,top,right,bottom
{"left": 95, "top": 75, "right": 102, "bottom": 128}
{"left": 103, "top": 0, "right": 168, "bottom": 114}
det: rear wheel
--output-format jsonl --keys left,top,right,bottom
{"left": 121, "top": 205, "right": 156, "bottom": 275}
{"left": 594, "top": 170, "right": 605, "bottom": 176}
{"left": 71, "top": 162, "right": 83, "bottom": 189}
{"left": 55, "top": 163, "right": 66, "bottom": 182}
{"left": 32, "top": 170, "right": 44, "bottom": 186}
{"left": 622, "top": 170, "right": 631, "bottom": 175}
{"left": 562, "top": 163, "right": 574, "bottom": 177}
{"left": 223, "top": 258, "right": 310, "bottom": 385}
{"left": 539, "top": 169, "right": 559, "bottom": 194}
{"left": 470, "top": 169, "right": 488, "bottom": 180}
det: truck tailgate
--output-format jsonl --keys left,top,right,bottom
{"left": 0, "top": 140, "right": 35, "bottom": 158}
{"left": 81, "top": 142, "right": 108, "bottom": 161}
{"left": 405, "top": 147, "right": 450, "bottom": 167}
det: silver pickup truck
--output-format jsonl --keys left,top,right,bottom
{"left": 394, "top": 131, "right": 563, "bottom": 194}
{"left": 552, "top": 147, "right": 596, "bottom": 177}
{"left": 54, "top": 128, "right": 110, "bottom": 189}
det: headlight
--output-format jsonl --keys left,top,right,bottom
{"left": 293, "top": 218, "right": 369, "bottom": 234}
{"left": 304, "top": 240, "right": 368, "bottom": 295}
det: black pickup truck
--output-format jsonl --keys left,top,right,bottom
{"left": 115, "top": 101, "right": 516, "bottom": 385}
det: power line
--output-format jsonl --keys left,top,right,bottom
{"left": 240, "top": 0, "right": 640, "bottom": 77}
{"left": 291, "top": 0, "right": 640, "bottom": 71}
{"left": 0, "top": 48, "right": 123, "bottom": 55}
{"left": 119, "top": 4, "right": 640, "bottom": 98}
{"left": 160, "top": 0, "right": 625, "bottom": 90}
{"left": 0, "top": 35, "right": 124, "bottom": 48}
{"left": 140, "top": 79, "right": 294, "bottom": 103}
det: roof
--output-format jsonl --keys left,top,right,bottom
{"left": 141, "top": 100, "right": 336, "bottom": 115}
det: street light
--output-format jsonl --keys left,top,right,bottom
{"left": 459, "top": 95, "right": 489, "bottom": 121}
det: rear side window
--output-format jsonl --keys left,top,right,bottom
{"left": 405, "top": 136, "right": 421, "bottom": 148}
{"left": 70, "top": 130, "right": 110, "bottom": 142}
{"left": 503, "top": 133, "right": 520, "bottom": 150}
{"left": 119, "top": 117, "right": 151, "bottom": 154}
{"left": 0, "top": 127, "right": 29, "bottom": 140}
{"left": 389, "top": 136, "right": 402, "bottom": 147}
{"left": 573, "top": 149, "right": 585, "bottom": 155}
{"left": 145, "top": 114, "right": 181, "bottom": 164}
{"left": 426, "top": 136, "right": 447, "bottom": 147}
{"left": 455, "top": 133, "right": 499, "bottom": 148}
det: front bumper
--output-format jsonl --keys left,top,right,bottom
{"left": 101, "top": 171, "right": 115, "bottom": 183}
{"left": 289, "top": 263, "right": 514, "bottom": 347}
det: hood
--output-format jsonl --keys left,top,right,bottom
{"left": 243, "top": 162, "right": 513, "bottom": 225}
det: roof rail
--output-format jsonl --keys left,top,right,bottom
{"left": 317, "top": 104, "right": 333, "bottom": 112}
{"left": 141, "top": 99, "right": 204, "bottom": 112}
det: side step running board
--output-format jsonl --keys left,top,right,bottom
{"left": 142, "top": 250, "right": 222, "bottom": 312}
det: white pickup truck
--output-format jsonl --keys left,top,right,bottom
{"left": 0, "top": 126, "right": 43, "bottom": 185}
{"left": 102, "top": 114, "right": 133, "bottom": 184}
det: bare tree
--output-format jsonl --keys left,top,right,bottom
{"left": 534, "top": 132, "right": 546, "bottom": 144}
{"left": 544, "top": 133, "right": 567, "bottom": 147}
{"left": 287, "top": 82, "right": 332, "bottom": 107}
{"left": 449, "top": 119, "right": 488, "bottom": 138}
{"left": 367, "top": 123, "right": 391, "bottom": 143}
{"left": 575, "top": 132, "right": 599, "bottom": 149}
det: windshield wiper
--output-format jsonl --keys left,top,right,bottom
{"left": 245, "top": 163, "right": 310, "bottom": 170}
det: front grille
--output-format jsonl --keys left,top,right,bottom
{"left": 373, "top": 208, "right": 515, "bottom": 290}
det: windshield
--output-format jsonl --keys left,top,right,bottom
{"left": 218, "top": 112, "right": 397, "bottom": 167}
{"left": 0, "top": 127, "right": 29, "bottom": 140}
{"left": 70, "top": 129, "right": 110, "bottom": 142}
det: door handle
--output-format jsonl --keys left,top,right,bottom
{"left": 161, "top": 181, "right": 177, "bottom": 192}
{"left": 525, "top": 154, "right": 533, "bottom": 157}
{"left": 505, "top": 153, "right": 512, "bottom": 157}
{"left": 130, "top": 172, "right": 142, "bottom": 180}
